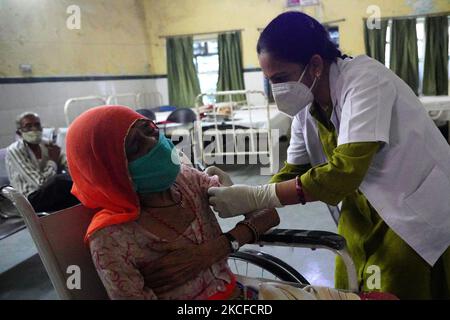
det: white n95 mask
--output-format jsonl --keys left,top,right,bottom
{"left": 21, "top": 130, "right": 42, "bottom": 144}
{"left": 271, "top": 64, "right": 317, "bottom": 117}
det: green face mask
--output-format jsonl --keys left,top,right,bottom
{"left": 128, "top": 132, "right": 181, "bottom": 193}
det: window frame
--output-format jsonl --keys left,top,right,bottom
{"left": 193, "top": 37, "right": 219, "bottom": 104}
{"left": 384, "top": 16, "right": 450, "bottom": 96}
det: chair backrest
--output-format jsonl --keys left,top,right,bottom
{"left": 1, "top": 186, "right": 109, "bottom": 300}
{"left": 135, "top": 108, "right": 156, "bottom": 121}
{"left": 167, "top": 108, "right": 197, "bottom": 124}
{"left": 0, "top": 148, "right": 9, "bottom": 185}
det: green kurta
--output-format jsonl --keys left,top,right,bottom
{"left": 270, "top": 104, "right": 450, "bottom": 299}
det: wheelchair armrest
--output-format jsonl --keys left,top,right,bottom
{"left": 258, "top": 229, "right": 346, "bottom": 251}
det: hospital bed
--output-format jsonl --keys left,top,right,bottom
{"left": 106, "top": 92, "right": 165, "bottom": 111}
{"left": 193, "top": 90, "right": 291, "bottom": 175}
{"left": 60, "top": 92, "right": 165, "bottom": 151}
{"left": 1, "top": 184, "right": 358, "bottom": 299}
{"left": 63, "top": 91, "right": 165, "bottom": 126}
{"left": 106, "top": 93, "right": 140, "bottom": 109}
{"left": 64, "top": 96, "right": 107, "bottom": 126}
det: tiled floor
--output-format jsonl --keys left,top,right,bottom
{"left": 0, "top": 141, "right": 337, "bottom": 299}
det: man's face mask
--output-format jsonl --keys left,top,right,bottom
{"left": 271, "top": 64, "right": 318, "bottom": 117}
{"left": 128, "top": 131, "right": 181, "bottom": 193}
{"left": 21, "top": 130, "right": 43, "bottom": 144}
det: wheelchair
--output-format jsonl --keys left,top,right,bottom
{"left": 1, "top": 185, "right": 358, "bottom": 299}
{"left": 228, "top": 229, "right": 358, "bottom": 291}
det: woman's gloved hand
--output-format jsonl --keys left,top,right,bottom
{"left": 208, "top": 184, "right": 283, "bottom": 218}
{"left": 204, "top": 166, "right": 234, "bottom": 187}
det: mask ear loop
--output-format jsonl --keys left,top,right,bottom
{"left": 298, "top": 64, "right": 319, "bottom": 92}
{"left": 297, "top": 64, "right": 309, "bottom": 83}
{"left": 309, "top": 76, "right": 318, "bottom": 92}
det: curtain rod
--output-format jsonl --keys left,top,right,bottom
{"left": 363, "top": 11, "right": 449, "bottom": 21}
{"left": 159, "top": 29, "right": 244, "bottom": 39}
{"left": 322, "top": 18, "right": 346, "bottom": 25}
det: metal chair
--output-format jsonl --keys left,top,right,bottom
{"left": 1, "top": 186, "right": 108, "bottom": 300}
{"left": 167, "top": 108, "right": 197, "bottom": 124}
{"left": 135, "top": 108, "right": 156, "bottom": 121}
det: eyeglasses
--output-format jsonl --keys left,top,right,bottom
{"left": 20, "top": 123, "right": 42, "bottom": 131}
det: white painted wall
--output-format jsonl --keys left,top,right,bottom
{"left": 0, "top": 71, "right": 266, "bottom": 148}
{"left": 0, "top": 78, "right": 162, "bottom": 148}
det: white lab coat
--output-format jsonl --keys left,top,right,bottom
{"left": 287, "top": 55, "right": 450, "bottom": 266}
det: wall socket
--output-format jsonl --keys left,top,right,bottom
{"left": 19, "top": 64, "right": 33, "bottom": 74}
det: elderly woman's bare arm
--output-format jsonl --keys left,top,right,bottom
{"left": 231, "top": 208, "right": 280, "bottom": 245}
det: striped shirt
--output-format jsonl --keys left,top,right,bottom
{"left": 5, "top": 139, "right": 66, "bottom": 197}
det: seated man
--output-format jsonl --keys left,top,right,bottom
{"left": 5, "top": 112, "right": 79, "bottom": 212}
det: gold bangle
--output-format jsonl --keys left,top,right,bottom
{"left": 237, "top": 220, "right": 259, "bottom": 243}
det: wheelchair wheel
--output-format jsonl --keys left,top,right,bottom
{"left": 228, "top": 249, "right": 309, "bottom": 284}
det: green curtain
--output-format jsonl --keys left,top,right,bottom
{"left": 390, "top": 18, "right": 419, "bottom": 95}
{"left": 364, "top": 19, "right": 388, "bottom": 64}
{"left": 216, "top": 32, "right": 245, "bottom": 102}
{"left": 423, "top": 15, "right": 449, "bottom": 96}
{"left": 166, "top": 36, "right": 201, "bottom": 107}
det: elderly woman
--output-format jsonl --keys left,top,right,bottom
{"left": 65, "top": 105, "right": 280, "bottom": 300}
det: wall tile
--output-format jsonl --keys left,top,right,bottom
{"left": 0, "top": 75, "right": 270, "bottom": 146}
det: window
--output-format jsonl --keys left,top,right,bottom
{"left": 417, "top": 18, "right": 426, "bottom": 95}
{"left": 385, "top": 17, "right": 450, "bottom": 95}
{"left": 193, "top": 39, "right": 219, "bottom": 104}
{"left": 326, "top": 26, "right": 340, "bottom": 47}
{"left": 385, "top": 20, "right": 392, "bottom": 69}
{"left": 385, "top": 18, "right": 426, "bottom": 94}
{"left": 448, "top": 16, "right": 450, "bottom": 83}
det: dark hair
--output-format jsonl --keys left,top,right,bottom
{"left": 257, "top": 11, "right": 343, "bottom": 65}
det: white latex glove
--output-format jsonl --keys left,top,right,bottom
{"left": 208, "top": 184, "right": 283, "bottom": 218}
{"left": 204, "top": 166, "right": 234, "bottom": 187}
